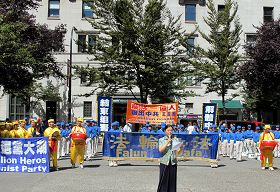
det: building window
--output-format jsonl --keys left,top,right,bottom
{"left": 186, "top": 76, "right": 201, "bottom": 86}
{"left": 78, "top": 34, "right": 96, "bottom": 53}
{"left": 186, "top": 76, "right": 193, "bottom": 86}
{"left": 48, "top": 0, "right": 60, "bottom": 17}
{"left": 81, "top": 73, "right": 90, "bottom": 86}
{"left": 187, "top": 37, "right": 195, "bottom": 55}
{"left": 185, "top": 4, "right": 196, "bottom": 22}
{"left": 187, "top": 37, "right": 195, "bottom": 47}
{"left": 246, "top": 34, "right": 257, "bottom": 46}
{"left": 185, "top": 103, "right": 194, "bottom": 109}
{"left": 263, "top": 7, "right": 273, "bottom": 22}
{"left": 9, "top": 96, "right": 29, "bottom": 121}
{"left": 82, "top": 1, "right": 93, "bottom": 18}
{"left": 88, "top": 35, "right": 96, "bottom": 52}
{"left": 83, "top": 101, "right": 92, "bottom": 117}
{"left": 218, "top": 5, "right": 225, "bottom": 12}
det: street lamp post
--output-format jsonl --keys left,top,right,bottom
{"left": 68, "top": 26, "right": 77, "bottom": 122}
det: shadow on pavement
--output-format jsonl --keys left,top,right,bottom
{"left": 178, "top": 164, "right": 226, "bottom": 168}
{"left": 83, "top": 164, "right": 101, "bottom": 168}
{"left": 89, "top": 158, "right": 103, "bottom": 161}
{"left": 238, "top": 159, "right": 248, "bottom": 162}
{"left": 117, "top": 163, "right": 158, "bottom": 167}
{"left": 49, "top": 166, "right": 73, "bottom": 172}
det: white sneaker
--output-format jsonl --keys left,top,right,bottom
{"left": 269, "top": 167, "right": 274, "bottom": 171}
{"left": 113, "top": 161, "right": 118, "bottom": 167}
{"left": 261, "top": 167, "right": 265, "bottom": 170}
{"left": 80, "top": 164, "right": 84, "bottom": 169}
{"left": 109, "top": 161, "right": 113, "bottom": 167}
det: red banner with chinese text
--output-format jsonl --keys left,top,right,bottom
{"left": 126, "top": 100, "right": 178, "bottom": 125}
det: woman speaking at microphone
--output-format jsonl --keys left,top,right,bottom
{"left": 157, "top": 124, "right": 182, "bottom": 192}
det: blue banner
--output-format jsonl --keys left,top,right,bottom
{"left": 0, "top": 137, "right": 50, "bottom": 173}
{"left": 103, "top": 132, "right": 219, "bottom": 160}
{"left": 202, "top": 103, "right": 218, "bottom": 128}
{"left": 97, "top": 96, "right": 113, "bottom": 132}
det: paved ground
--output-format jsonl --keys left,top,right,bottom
{"left": 1, "top": 154, "right": 280, "bottom": 192}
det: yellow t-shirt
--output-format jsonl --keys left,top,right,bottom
{"left": 0, "top": 130, "right": 6, "bottom": 138}
{"left": 259, "top": 132, "right": 275, "bottom": 147}
{"left": 71, "top": 126, "right": 86, "bottom": 134}
{"left": 27, "top": 127, "right": 35, "bottom": 137}
{"left": 4, "top": 130, "right": 12, "bottom": 138}
{"left": 16, "top": 127, "right": 28, "bottom": 138}
{"left": 44, "top": 127, "right": 61, "bottom": 140}
{"left": 71, "top": 126, "right": 86, "bottom": 145}
{"left": 9, "top": 130, "right": 16, "bottom": 138}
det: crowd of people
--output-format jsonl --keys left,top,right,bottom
{"left": 0, "top": 118, "right": 101, "bottom": 171}
{"left": 1, "top": 118, "right": 279, "bottom": 170}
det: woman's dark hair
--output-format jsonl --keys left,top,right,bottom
{"left": 163, "top": 124, "right": 173, "bottom": 132}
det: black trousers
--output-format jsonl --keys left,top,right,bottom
{"left": 157, "top": 161, "right": 177, "bottom": 192}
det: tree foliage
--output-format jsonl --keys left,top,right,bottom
{"left": 0, "top": 0, "right": 65, "bottom": 96}
{"left": 192, "top": 0, "right": 242, "bottom": 112}
{"left": 239, "top": 19, "right": 280, "bottom": 115}
{"left": 75, "top": 0, "right": 192, "bottom": 103}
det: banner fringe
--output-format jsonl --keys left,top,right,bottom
{"left": 103, "top": 156, "right": 218, "bottom": 163}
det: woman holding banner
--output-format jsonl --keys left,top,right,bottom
{"left": 157, "top": 125, "right": 182, "bottom": 192}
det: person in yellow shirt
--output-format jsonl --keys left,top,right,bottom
{"left": 27, "top": 119, "right": 37, "bottom": 137}
{"left": 13, "top": 121, "right": 19, "bottom": 130}
{"left": 15, "top": 120, "right": 28, "bottom": 138}
{"left": 259, "top": 125, "right": 276, "bottom": 170}
{"left": 70, "top": 118, "right": 87, "bottom": 169}
{"left": 9, "top": 121, "right": 19, "bottom": 138}
{"left": 44, "top": 119, "right": 61, "bottom": 171}
{"left": 4, "top": 123, "right": 14, "bottom": 138}
{"left": 0, "top": 122, "right": 6, "bottom": 138}
{"left": 9, "top": 123, "right": 17, "bottom": 138}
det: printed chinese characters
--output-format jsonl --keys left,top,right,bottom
{"left": 98, "top": 97, "right": 112, "bottom": 131}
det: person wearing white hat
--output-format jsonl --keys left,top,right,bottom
{"left": 123, "top": 122, "right": 132, "bottom": 132}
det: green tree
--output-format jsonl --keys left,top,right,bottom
{"left": 0, "top": 0, "right": 65, "bottom": 96}
{"left": 192, "top": 0, "right": 242, "bottom": 115}
{"left": 28, "top": 81, "right": 63, "bottom": 119}
{"left": 239, "top": 20, "right": 280, "bottom": 122}
{"left": 75, "top": 0, "right": 192, "bottom": 103}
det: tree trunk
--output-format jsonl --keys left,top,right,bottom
{"left": 273, "top": 109, "right": 277, "bottom": 124}
{"left": 257, "top": 109, "right": 262, "bottom": 122}
{"left": 221, "top": 79, "right": 226, "bottom": 118}
{"left": 139, "top": 86, "right": 144, "bottom": 103}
